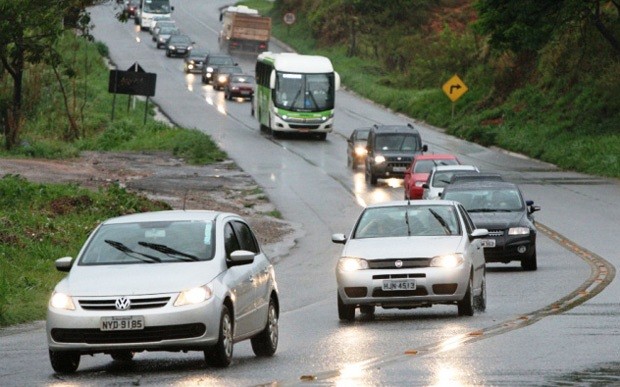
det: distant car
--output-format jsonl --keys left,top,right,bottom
{"left": 441, "top": 181, "right": 540, "bottom": 271}
{"left": 151, "top": 20, "right": 176, "bottom": 41}
{"left": 155, "top": 25, "right": 180, "bottom": 49}
{"left": 224, "top": 74, "right": 256, "bottom": 100}
{"left": 184, "top": 50, "right": 209, "bottom": 74}
{"left": 403, "top": 154, "right": 460, "bottom": 200}
{"left": 201, "top": 53, "right": 236, "bottom": 84}
{"left": 149, "top": 15, "right": 173, "bottom": 32}
{"left": 165, "top": 34, "right": 193, "bottom": 57}
{"left": 365, "top": 124, "right": 428, "bottom": 185}
{"left": 332, "top": 200, "right": 488, "bottom": 321}
{"left": 422, "top": 165, "right": 479, "bottom": 200}
{"left": 123, "top": 0, "right": 140, "bottom": 18}
{"left": 347, "top": 127, "right": 371, "bottom": 169}
{"left": 46, "top": 210, "right": 280, "bottom": 373}
{"left": 212, "top": 65, "right": 243, "bottom": 90}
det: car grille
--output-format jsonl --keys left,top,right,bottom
{"left": 487, "top": 229, "right": 504, "bottom": 236}
{"left": 373, "top": 273, "right": 425, "bottom": 280}
{"left": 368, "top": 258, "right": 431, "bottom": 269}
{"left": 78, "top": 297, "right": 171, "bottom": 311}
{"left": 372, "top": 287, "right": 428, "bottom": 297}
{"left": 50, "top": 323, "right": 206, "bottom": 344}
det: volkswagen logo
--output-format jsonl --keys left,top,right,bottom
{"left": 115, "top": 297, "right": 131, "bottom": 310}
{"left": 395, "top": 260, "right": 403, "bottom": 268}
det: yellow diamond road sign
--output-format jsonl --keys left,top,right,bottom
{"left": 442, "top": 74, "right": 468, "bottom": 102}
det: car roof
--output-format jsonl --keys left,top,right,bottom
{"left": 414, "top": 153, "right": 457, "bottom": 160}
{"left": 371, "top": 124, "right": 420, "bottom": 134}
{"left": 102, "top": 210, "right": 236, "bottom": 225}
{"left": 432, "top": 165, "right": 478, "bottom": 172}
{"left": 365, "top": 199, "right": 459, "bottom": 209}
{"left": 443, "top": 180, "right": 520, "bottom": 191}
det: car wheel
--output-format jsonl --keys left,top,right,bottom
{"left": 457, "top": 277, "right": 474, "bottom": 316}
{"left": 166, "top": 51, "right": 170, "bottom": 57}
{"left": 521, "top": 251, "right": 537, "bottom": 271}
{"left": 201, "top": 74, "right": 207, "bottom": 84}
{"left": 359, "top": 305, "right": 375, "bottom": 316}
{"left": 367, "top": 170, "right": 378, "bottom": 185}
{"left": 49, "top": 350, "right": 80, "bottom": 374}
{"left": 474, "top": 275, "right": 487, "bottom": 312}
{"left": 204, "top": 305, "right": 233, "bottom": 367}
{"left": 317, "top": 133, "right": 327, "bottom": 141}
{"left": 337, "top": 292, "right": 355, "bottom": 321}
{"left": 251, "top": 297, "right": 279, "bottom": 357}
{"left": 110, "top": 350, "right": 134, "bottom": 361}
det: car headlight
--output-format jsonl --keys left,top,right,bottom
{"left": 415, "top": 181, "right": 425, "bottom": 187}
{"left": 508, "top": 227, "right": 530, "bottom": 235}
{"left": 374, "top": 155, "right": 386, "bottom": 164}
{"left": 337, "top": 257, "right": 369, "bottom": 272}
{"left": 174, "top": 285, "right": 213, "bottom": 306}
{"left": 218, "top": 75, "right": 227, "bottom": 82}
{"left": 206, "top": 66, "right": 214, "bottom": 73}
{"left": 430, "top": 253, "right": 464, "bottom": 268}
{"left": 50, "top": 292, "right": 75, "bottom": 310}
{"left": 169, "top": 45, "right": 176, "bottom": 50}
{"left": 354, "top": 146, "right": 367, "bottom": 156}
{"left": 159, "top": 37, "right": 166, "bottom": 42}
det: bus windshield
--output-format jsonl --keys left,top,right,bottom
{"left": 274, "top": 72, "right": 334, "bottom": 111}
{"left": 143, "top": 0, "right": 171, "bottom": 14}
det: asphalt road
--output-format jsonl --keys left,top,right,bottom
{"left": 1, "top": 1, "right": 619, "bottom": 386}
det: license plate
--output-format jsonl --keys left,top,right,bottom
{"left": 481, "top": 239, "right": 496, "bottom": 248}
{"left": 382, "top": 279, "right": 416, "bottom": 291}
{"left": 240, "top": 91, "right": 250, "bottom": 95}
{"left": 393, "top": 166, "right": 407, "bottom": 172}
{"left": 100, "top": 316, "right": 144, "bottom": 331}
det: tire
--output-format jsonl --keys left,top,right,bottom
{"left": 474, "top": 275, "right": 487, "bottom": 312}
{"left": 366, "top": 169, "right": 378, "bottom": 185}
{"left": 204, "top": 305, "right": 233, "bottom": 367}
{"left": 201, "top": 74, "right": 207, "bottom": 84}
{"left": 457, "top": 277, "right": 474, "bottom": 316}
{"left": 317, "top": 133, "right": 327, "bottom": 141}
{"left": 521, "top": 251, "right": 537, "bottom": 271}
{"left": 110, "top": 350, "right": 134, "bottom": 361}
{"left": 251, "top": 298, "right": 279, "bottom": 357}
{"left": 337, "top": 292, "right": 355, "bottom": 321}
{"left": 359, "top": 305, "right": 375, "bottom": 316}
{"left": 49, "top": 350, "right": 80, "bottom": 374}
{"left": 166, "top": 51, "right": 170, "bottom": 57}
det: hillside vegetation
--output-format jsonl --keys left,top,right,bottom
{"left": 247, "top": 0, "right": 620, "bottom": 178}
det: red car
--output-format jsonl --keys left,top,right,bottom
{"left": 403, "top": 154, "right": 460, "bottom": 199}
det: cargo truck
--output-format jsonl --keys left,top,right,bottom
{"left": 219, "top": 5, "right": 271, "bottom": 53}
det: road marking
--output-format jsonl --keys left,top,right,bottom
{"left": 257, "top": 222, "right": 615, "bottom": 386}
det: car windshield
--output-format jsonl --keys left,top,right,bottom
{"left": 375, "top": 134, "right": 421, "bottom": 152}
{"left": 275, "top": 72, "right": 335, "bottom": 111}
{"left": 355, "top": 129, "right": 370, "bottom": 141}
{"left": 209, "top": 56, "right": 235, "bottom": 65}
{"left": 143, "top": 0, "right": 171, "bottom": 14}
{"left": 432, "top": 170, "right": 474, "bottom": 188}
{"left": 170, "top": 36, "right": 191, "bottom": 44}
{"left": 414, "top": 159, "right": 458, "bottom": 173}
{"left": 188, "top": 51, "right": 208, "bottom": 59}
{"left": 353, "top": 205, "right": 461, "bottom": 239}
{"left": 78, "top": 220, "right": 215, "bottom": 265}
{"left": 160, "top": 27, "right": 179, "bottom": 35}
{"left": 444, "top": 188, "right": 524, "bottom": 212}
{"left": 218, "top": 66, "right": 242, "bottom": 74}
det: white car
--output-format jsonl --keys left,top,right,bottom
{"left": 332, "top": 200, "right": 488, "bottom": 321}
{"left": 47, "top": 210, "right": 279, "bottom": 373}
{"left": 422, "top": 164, "right": 480, "bottom": 200}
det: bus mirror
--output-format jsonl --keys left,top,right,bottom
{"left": 334, "top": 72, "right": 341, "bottom": 91}
{"left": 269, "top": 70, "right": 276, "bottom": 89}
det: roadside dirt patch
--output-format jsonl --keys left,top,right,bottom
{"left": 0, "top": 151, "right": 300, "bottom": 260}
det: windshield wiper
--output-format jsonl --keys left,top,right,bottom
{"left": 104, "top": 240, "right": 161, "bottom": 263}
{"left": 138, "top": 241, "right": 199, "bottom": 261}
{"left": 404, "top": 209, "right": 411, "bottom": 236}
{"left": 428, "top": 209, "right": 452, "bottom": 235}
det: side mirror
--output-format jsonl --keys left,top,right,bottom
{"left": 422, "top": 183, "right": 429, "bottom": 189}
{"left": 470, "top": 228, "right": 489, "bottom": 239}
{"left": 269, "top": 70, "right": 276, "bottom": 89}
{"left": 171, "top": 6, "right": 174, "bottom": 11}
{"left": 334, "top": 72, "right": 341, "bottom": 91}
{"left": 529, "top": 205, "right": 541, "bottom": 213}
{"left": 422, "top": 144, "right": 428, "bottom": 152}
{"left": 331, "top": 233, "right": 347, "bottom": 244}
{"left": 228, "top": 250, "right": 255, "bottom": 266}
{"left": 55, "top": 257, "right": 73, "bottom": 272}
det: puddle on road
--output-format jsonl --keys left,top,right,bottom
{"left": 544, "top": 362, "right": 620, "bottom": 386}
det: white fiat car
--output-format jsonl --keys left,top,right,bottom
{"left": 332, "top": 201, "right": 488, "bottom": 321}
{"left": 47, "top": 210, "right": 279, "bottom": 373}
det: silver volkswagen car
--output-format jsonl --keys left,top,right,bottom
{"left": 332, "top": 200, "right": 488, "bottom": 321}
{"left": 47, "top": 210, "right": 279, "bottom": 373}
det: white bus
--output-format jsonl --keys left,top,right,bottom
{"left": 135, "top": 0, "right": 173, "bottom": 31}
{"left": 254, "top": 52, "right": 340, "bottom": 140}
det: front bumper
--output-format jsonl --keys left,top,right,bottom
{"left": 47, "top": 293, "right": 221, "bottom": 354}
{"left": 336, "top": 266, "right": 470, "bottom": 308}
{"left": 483, "top": 233, "right": 536, "bottom": 263}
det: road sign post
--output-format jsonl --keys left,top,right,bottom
{"left": 442, "top": 74, "right": 468, "bottom": 119}
{"left": 108, "top": 62, "right": 157, "bottom": 124}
